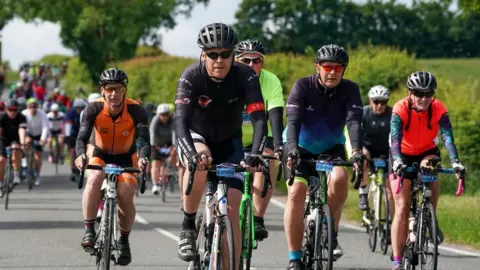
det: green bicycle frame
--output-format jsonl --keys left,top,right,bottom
{"left": 239, "top": 171, "right": 255, "bottom": 257}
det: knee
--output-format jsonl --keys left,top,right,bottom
{"left": 86, "top": 171, "right": 104, "bottom": 190}
{"left": 329, "top": 168, "right": 348, "bottom": 188}
{"left": 0, "top": 156, "right": 6, "bottom": 166}
{"left": 288, "top": 183, "right": 307, "bottom": 203}
{"left": 393, "top": 201, "right": 409, "bottom": 220}
{"left": 117, "top": 184, "right": 135, "bottom": 206}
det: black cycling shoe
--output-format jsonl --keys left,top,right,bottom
{"left": 358, "top": 193, "right": 369, "bottom": 210}
{"left": 117, "top": 237, "right": 132, "bottom": 266}
{"left": 177, "top": 229, "right": 198, "bottom": 262}
{"left": 433, "top": 220, "right": 444, "bottom": 245}
{"left": 81, "top": 229, "right": 96, "bottom": 253}
{"left": 254, "top": 221, "right": 269, "bottom": 240}
{"left": 287, "top": 260, "right": 305, "bottom": 270}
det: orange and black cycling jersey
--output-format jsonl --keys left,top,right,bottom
{"left": 75, "top": 97, "right": 150, "bottom": 159}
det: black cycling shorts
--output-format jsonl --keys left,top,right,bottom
{"left": 283, "top": 144, "right": 346, "bottom": 185}
{"left": 0, "top": 139, "right": 20, "bottom": 157}
{"left": 389, "top": 147, "right": 440, "bottom": 180}
{"left": 27, "top": 134, "right": 43, "bottom": 152}
{"left": 151, "top": 145, "right": 173, "bottom": 161}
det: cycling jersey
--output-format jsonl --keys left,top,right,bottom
{"left": 64, "top": 108, "right": 82, "bottom": 138}
{"left": 149, "top": 116, "right": 174, "bottom": 147}
{"left": 390, "top": 97, "right": 459, "bottom": 161}
{"left": 47, "top": 111, "right": 65, "bottom": 132}
{"left": 75, "top": 98, "right": 150, "bottom": 159}
{"left": 22, "top": 109, "right": 49, "bottom": 142}
{"left": 174, "top": 61, "right": 267, "bottom": 160}
{"left": 242, "top": 68, "right": 284, "bottom": 148}
{"left": 0, "top": 113, "right": 27, "bottom": 144}
{"left": 362, "top": 105, "right": 392, "bottom": 155}
{"left": 283, "top": 75, "right": 363, "bottom": 154}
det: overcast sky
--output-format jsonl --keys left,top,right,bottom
{"left": 1, "top": 0, "right": 413, "bottom": 69}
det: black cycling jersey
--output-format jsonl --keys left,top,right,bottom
{"left": 174, "top": 61, "right": 267, "bottom": 160}
{"left": 0, "top": 112, "right": 27, "bottom": 144}
{"left": 362, "top": 105, "right": 392, "bottom": 153}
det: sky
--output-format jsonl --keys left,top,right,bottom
{"left": 1, "top": 0, "right": 413, "bottom": 69}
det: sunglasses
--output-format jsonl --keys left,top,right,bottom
{"left": 29, "top": 105, "right": 38, "bottom": 109}
{"left": 206, "top": 50, "right": 233, "bottom": 60}
{"left": 104, "top": 86, "right": 126, "bottom": 94}
{"left": 239, "top": 58, "right": 263, "bottom": 65}
{"left": 372, "top": 100, "right": 388, "bottom": 105}
{"left": 412, "top": 91, "right": 435, "bottom": 98}
{"left": 159, "top": 113, "right": 170, "bottom": 117}
{"left": 321, "top": 64, "right": 344, "bottom": 73}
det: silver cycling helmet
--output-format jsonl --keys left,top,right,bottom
{"left": 368, "top": 85, "right": 390, "bottom": 100}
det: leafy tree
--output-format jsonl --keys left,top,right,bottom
{"left": 459, "top": 0, "right": 480, "bottom": 13}
{"left": 5, "top": 0, "right": 208, "bottom": 84}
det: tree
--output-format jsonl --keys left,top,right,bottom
{"left": 7, "top": 0, "right": 208, "bottom": 84}
{"left": 459, "top": 0, "right": 480, "bottom": 13}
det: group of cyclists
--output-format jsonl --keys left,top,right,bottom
{"left": 0, "top": 21, "right": 467, "bottom": 270}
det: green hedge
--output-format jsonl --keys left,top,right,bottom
{"left": 36, "top": 54, "right": 71, "bottom": 67}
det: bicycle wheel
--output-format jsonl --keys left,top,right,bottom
{"left": 161, "top": 176, "right": 167, "bottom": 202}
{"left": 314, "top": 204, "right": 333, "bottom": 270}
{"left": 368, "top": 183, "right": 378, "bottom": 252}
{"left": 27, "top": 148, "right": 34, "bottom": 191}
{"left": 240, "top": 200, "right": 253, "bottom": 270}
{"left": 418, "top": 203, "right": 437, "bottom": 270}
{"left": 4, "top": 160, "right": 12, "bottom": 210}
{"left": 55, "top": 138, "right": 60, "bottom": 175}
{"left": 380, "top": 185, "right": 390, "bottom": 255}
{"left": 98, "top": 198, "right": 114, "bottom": 270}
{"left": 189, "top": 213, "right": 205, "bottom": 270}
{"left": 213, "top": 215, "right": 235, "bottom": 270}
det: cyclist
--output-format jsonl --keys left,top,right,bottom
{"left": 56, "top": 90, "right": 71, "bottom": 109}
{"left": 46, "top": 103, "right": 65, "bottom": 164}
{"left": 283, "top": 44, "right": 363, "bottom": 269}
{"left": 358, "top": 85, "right": 393, "bottom": 210}
{"left": 65, "top": 99, "right": 87, "bottom": 181}
{"left": 235, "top": 39, "right": 285, "bottom": 241}
{"left": 75, "top": 68, "right": 150, "bottom": 266}
{"left": 175, "top": 23, "right": 267, "bottom": 269}
{"left": 149, "top": 103, "right": 176, "bottom": 195}
{"left": 22, "top": 98, "right": 49, "bottom": 186}
{"left": 0, "top": 100, "right": 27, "bottom": 195}
{"left": 389, "top": 71, "right": 465, "bottom": 270}
{"left": 0, "top": 101, "right": 5, "bottom": 113}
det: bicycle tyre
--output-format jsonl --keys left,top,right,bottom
{"left": 98, "top": 199, "right": 114, "bottom": 270}
{"left": 4, "top": 160, "right": 12, "bottom": 210}
{"left": 314, "top": 204, "right": 333, "bottom": 270}
{"left": 190, "top": 213, "right": 205, "bottom": 270}
{"left": 214, "top": 215, "right": 235, "bottom": 270}
{"left": 240, "top": 200, "right": 253, "bottom": 270}
{"left": 55, "top": 138, "right": 60, "bottom": 175}
{"left": 27, "top": 148, "right": 34, "bottom": 191}
{"left": 419, "top": 203, "right": 437, "bottom": 270}
{"left": 161, "top": 176, "right": 166, "bottom": 202}
{"left": 380, "top": 185, "right": 390, "bottom": 255}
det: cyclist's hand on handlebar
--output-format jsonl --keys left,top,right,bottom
{"left": 451, "top": 159, "right": 466, "bottom": 178}
{"left": 39, "top": 140, "right": 46, "bottom": 147}
{"left": 286, "top": 148, "right": 299, "bottom": 169}
{"left": 138, "top": 157, "right": 148, "bottom": 172}
{"left": 352, "top": 150, "right": 364, "bottom": 170}
{"left": 242, "top": 154, "right": 262, "bottom": 173}
{"left": 392, "top": 158, "right": 405, "bottom": 174}
{"left": 189, "top": 152, "right": 211, "bottom": 171}
{"left": 74, "top": 154, "right": 87, "bottom": 170}
{"left": 274, "top": 145, "right": 284, "bottom": 161}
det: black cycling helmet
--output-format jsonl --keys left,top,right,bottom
{"left": 406, "top": 71, "right": 437, "bottom": 92}
{"left": 234, "top": 39, "right": 265, "bottom": 57}
{"left": 316, "top": 44, "right": 349, "bottom": 67}
{"left": 197, "top": 23, "right": 237, "bottom": 50}
{"left": 99, "top": 68, "right": 128, "bottom": 86}
{"left": 5, "top": 99, "right": 19, "bottom": 108}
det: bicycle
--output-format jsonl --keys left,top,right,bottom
{"left": 395, "top": 157, "right": 466, "bottom": 270}
{"left": 25, "top": 139, "right": 41, "bottom": 191}
{"left": 188, "top": 161, "right": 249, "bottom": 270}
{"left": 152, "top": 146, "right": 176, "bottom": 202}
{"left": 50, "top": 133, "right": 63, "bottom": 175}
{"left": 3, "top": 146, "right": 25, "bottom": 210}
{"left": 361, "top": 156, "right": 391, "bottom": 255}
{"left": 288, "top": 154, "right": 361, "bottom": 270}
{"left": 77, "top": 160, "right": 146, "bottom": 270}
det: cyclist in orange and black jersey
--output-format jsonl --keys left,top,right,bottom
{"left": 75, "top": 68, "right": 150, "bottom": 266}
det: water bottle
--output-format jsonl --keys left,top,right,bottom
{"left": 408, "top": 217, "right": 417, "bottom": 243}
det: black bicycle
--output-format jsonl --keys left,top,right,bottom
{"left": 78, "top": 159, "right": 146, "bottom": 270}
{"left": 289, "top": 154, "right": 362, "bottom": 270}
{"left": 3, "top": 146, "right": 25, "bottom": 210}
{"left": 26, "top": 139, "right": 41, "bottom": 191}
{"left": 395, "top": 157, "right": 466, "bottom": 270}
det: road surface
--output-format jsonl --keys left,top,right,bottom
{"left": 0, "top": 160, "right": 478, "bottom": 270}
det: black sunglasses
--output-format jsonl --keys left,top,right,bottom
{"left": 206, "top": 50, "right": 233, "bottom": 60}
{"left": 372, "top": 100, "right": 388, "bottom": 105}
{"left": 413, "top": 91, "right": 435, "bottom": 98}
{"left": 240, "top": 58, "right": 263, "bottom": 65}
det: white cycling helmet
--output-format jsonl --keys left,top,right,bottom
{"left": 368, "top": 85, "right": 390, "bottom": 100}
{"left": 51, "top": 103, "right": 59, "bottom": 111}
{"left": 73, "top": 98, "right": 86, "bottom": 108}
{"left": 156, "top": 103, "right": 171, "bottom": 114}
{"left": 87, "top": 93, "right": 101, "bottom": 103}
{"left": 53, "top": 87, "right": 60, "bottom": 93}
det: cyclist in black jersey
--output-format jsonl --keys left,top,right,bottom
{"left": 358, "top": 85, "right": 393, "bottom": 210}
{"left": 175, "top": 22, "right": 267, "bottom": 268}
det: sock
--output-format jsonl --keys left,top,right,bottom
{"left": 13, "top": 169, "right": 20, "bottom": 178}
{"left": 120, "top": 230, "right": 131, "bottom": 241}
{"left": 182, "top": 211, "right": 196, "bottom": 230}
{"left": 84, "top": 219, "right": 95, "bottom": 230}
{"left": 254, "top": 216, "right": 264, "bottom": 225}
{"left": 289, "top": 250, "right": 302, "bottom": 261}
{"left": 393, "top": 256, "right": 402, "bottom": 266}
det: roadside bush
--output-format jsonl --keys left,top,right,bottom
{"left": 37, "top": 54, "right": 71, "bottom": 67}
{"left": 63, "top": 57, "right": 95, "bottom": 96}
{"left": 135, "top": 45, "right": 165, "bottom": 57}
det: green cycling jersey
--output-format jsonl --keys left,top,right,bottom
{"left": 242, "top": 68, "right": 284, "bottom": 147}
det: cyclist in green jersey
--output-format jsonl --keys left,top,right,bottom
{"left": 235, "top": 39, "right": 285, "bottom": 241}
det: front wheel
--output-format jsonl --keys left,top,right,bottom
{"left": 240, "top": 200, "right": 253, "bottom": 270}
{"left": 213, "top": 215, "right": 235, "bottom": 270}
{"left": 418, "top": 203, "right": 438, "bottom": 270}
{"left": 314, "top": 204, "right": 333, "bottom": 270}
{"left": 4, "top": 160, "right": 12, "bottom": 210}
{"left": 380, "top": 185, "right": 390, "bottom": 255}
{"left": 27, "top": 148, "right": 35, "bottom": 191}
{"left": 97, "top": 199, "right": 114, "bottom": 270}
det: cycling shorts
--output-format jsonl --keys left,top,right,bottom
{"left": 177, "top": 131, "right": 244, "bottom": 192}
{"left": 283, "top": 144, "right": 347, "bottom": 186}
{"left": 27, "top": 134, "right": 43, "bottom": 152}
{"left": 0, "top": 140, "right": 20, "bottom": 157}
{"left": 49, "top": 129, "right": 62, "bottom": 137}
{"left": 151, "top": 144, "right": 174, "bottom": 161}
{"left": 88, "top": 147, "right": 138, "bottom": 186}
{"left": 389, "top": 146, "right": 440, "bottom": 180}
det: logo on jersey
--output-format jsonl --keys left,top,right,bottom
{"left": 178, "top": 77, "right": 192, "bottom": 86}
{"left": 198, "top": 95, "right": 212, "bottom": 108}
{"left": 305, "top": 105, "right": 314, "bottom": 111}
{"left": 178, "top": 88, "right": 191, "bottom": 95}
{"left": 175, "top": 97, "right": 191, "bottom": 105}
{"left": 100, "top": 127, "right": 109, "bottom": 134}
{"left": 228, "top": 96, "right": 239, "bottom": 103}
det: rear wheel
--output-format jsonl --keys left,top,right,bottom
{"left": 380, "top": 185, "right": 390, "bottom": 255}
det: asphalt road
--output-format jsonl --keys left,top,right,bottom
{"left": 0, "top": 160, "right": 478, "bottom": 270}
